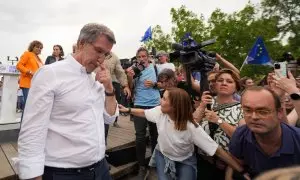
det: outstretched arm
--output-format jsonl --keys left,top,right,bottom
{"left": 118, "top": 104, "right": 145, "bottom": 118}
{"left": 215, "top": 147, "right": 243, "bottom": 172}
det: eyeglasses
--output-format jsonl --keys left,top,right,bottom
{"left": 242, "top": 107, "right": 273, "bottom": 117}
{"left": 90, "top": 43, "right": 112, "bottom": 60}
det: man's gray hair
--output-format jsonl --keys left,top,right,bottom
{"left": 77, "top": 23, "right": 116, "bottom": 45}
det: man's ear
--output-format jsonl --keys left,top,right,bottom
{"left": 277, "top": 107, "right": 285, "bottom": 121}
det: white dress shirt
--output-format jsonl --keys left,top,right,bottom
{"left": 16, "top": 55, "right": 118, "bottom": 179}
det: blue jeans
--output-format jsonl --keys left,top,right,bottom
{"left": 21, "top": 88, "right": 29, "bottom": 105}
{"left": 17, "top": 96, "right": 24, "bottom": 110}
{"left": 155, "top": 150, "right": 197, "bottom": 180}
{"left": 20, "top": 88, "right": 29, "bottom": 123}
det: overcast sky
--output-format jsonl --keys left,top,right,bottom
{"left": 0, "top": 0, "right": 260, "bottom": 64}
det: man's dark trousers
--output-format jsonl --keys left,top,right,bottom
{"left": 42, "top": 159, "right": 111, "bottom": 180}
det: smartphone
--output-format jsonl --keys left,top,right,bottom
{"left": 206, "top": 92, "right": 212, "bottom": 110}
{"left": 274, "top": 62, "right": 287, "bottom": 78}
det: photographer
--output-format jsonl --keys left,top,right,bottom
{"left": 126, "top": 47, "right": 160, "bottom": 180}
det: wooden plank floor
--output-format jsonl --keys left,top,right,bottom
{"left": 107, "top": 115, "right": 136, "bottom": 152}
{"left": 0, "top": 115, "right": 137, "bottom": 180}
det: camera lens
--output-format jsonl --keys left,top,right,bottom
{"left": 274, "top": 64, "right": 281, "bottom": 69}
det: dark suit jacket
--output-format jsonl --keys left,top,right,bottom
{"left": 45, "top": 56, "right": 64, "bottom": 65}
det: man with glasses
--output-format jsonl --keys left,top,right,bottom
{"left": 228, "top": 86, "right": 300, "bottom": 179}
{"left": 16, "top": 23, "right": 118, "bottom": 180}
{"left": 156, "top": 50, "right": 175, "bottom": 73}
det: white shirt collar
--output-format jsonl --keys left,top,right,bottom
{"left": 66, "top": 55, "right": 87, "bottom": 74}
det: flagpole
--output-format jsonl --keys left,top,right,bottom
{"left": 239, "top": 58, "right": 247, "bottom": 72}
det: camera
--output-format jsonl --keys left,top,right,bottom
{"left": 120, "top": 58, "right": 132, "bottom": 69}
{"left": 170, "top": 36, "right": 217, "bottom": 97}
{"left": 170, "top": 37, "right": 216, "bottom": 73}
{"left": 274, "top": 63, "right": 280, "bottom": 69}
{"left": 120, "top": 58, "right": 146, "bottom": 79}
{"left": 131, "top": 60, "right": 146, "bottom": 79}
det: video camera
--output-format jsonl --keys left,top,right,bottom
{"left": 170, "top": 36, "right": 217, "bottom": 97}
{"left": 120, "top": 58, "right": 146, "bottom": 79}
{"left": 170, "top": 36, "right": 216, "bottom": 72}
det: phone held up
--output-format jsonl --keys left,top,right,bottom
{"left": 206, "top": 91, "right": 212, "bottom": 110}
{"left": 274, "top": 61, "right": 287, "bottom": 78}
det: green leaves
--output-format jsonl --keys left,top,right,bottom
{"left": 261, "top": 0, "right": 300, "bottom": 55}
{"left": 142, "top": 2, "right": 299, "bottom": 79}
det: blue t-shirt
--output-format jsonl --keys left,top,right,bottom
{"left": 229, "top": 123, "right": 300, "bottom": 177}
{"left": 134, "top": 64, "right": 160, "bottom": 107}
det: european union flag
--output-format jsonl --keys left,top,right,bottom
{"left": 244, "top": 37, "right": 272, "bottom": 65}
{"left": 140, "top": 26, "right": 152, "bottom": 42}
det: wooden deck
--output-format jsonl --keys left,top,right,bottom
{"left": 0, "top": 115, "right": 140, "bottom": 180}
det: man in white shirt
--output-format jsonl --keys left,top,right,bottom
{"left": 156, "top": 50, "right": 175, "bottom": 73}
{"left": 17, "top": 23, "right": 118, "bottom": 180}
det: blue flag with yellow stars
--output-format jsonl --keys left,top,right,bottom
{"left": 140, "top": 26, "right": 152, "bottom": 42}
{"left": 244, "top": 37, "right": 272, "bottom": 65}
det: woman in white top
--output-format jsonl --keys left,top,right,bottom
{"left": 119, "top": 88, "right": 246, "bottom": 180}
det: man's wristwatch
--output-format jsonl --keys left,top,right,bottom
{"left": 217, "top": 118, "right": 223, "bottom": 125}
{"left": 105, "top": 89, "right": 115, "bottom": 96}
{"left": 290, "top": 93, "right": 300, "bottom": 100}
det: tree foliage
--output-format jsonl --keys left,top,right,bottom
{"left": 143, "top": 2, "right": 298, "bottom": 79}
{"left": 207, "top": 4, "right": 282, "bottom": 77}
{"left": 170, "top": 6, "right": 209, "bottom": 43}
{"left": 261, "top": 0, "right": 300, "bottom": 55}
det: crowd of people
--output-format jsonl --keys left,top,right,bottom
{"left": 13, "top": 22, "right": 300, "bottom": 180}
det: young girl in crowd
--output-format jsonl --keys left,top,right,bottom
{"left": 119, "top": 88, "right": 246, "bottom": 180}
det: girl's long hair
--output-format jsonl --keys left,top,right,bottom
{"left": 167, "top": 88, "right": 199, "bottom": 131}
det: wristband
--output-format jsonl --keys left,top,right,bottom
{"left": 105, "top": 89, "right": 115, "bottom": 96}
{"left": 127, "top": 107, "right": 131, "bottom": 113}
